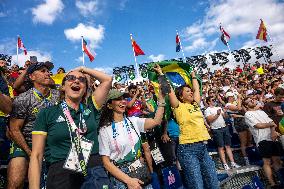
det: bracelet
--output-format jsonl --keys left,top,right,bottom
{"left": 157, "top": 101, "right": 166, "bottom": 107}
{"left": 192, "top": 77, "right": 197, "bottom": 79}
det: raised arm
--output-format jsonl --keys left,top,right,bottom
{"left": 13, "top": 69, "right": 28, "bottom": 93}
{"left": 75, "top": 67, "right": 113, "bottom": 109}
{"left": 191, "top": 71, "right": 201, "bottom": 105}
{"left": 144, "top": 87, "right": 165, "bottom": 130}
{"left": 127, "top": 92, "right": 139, "bottom": 108}
{"left": 153, "top": 64, "right": 179, "bottom": 108}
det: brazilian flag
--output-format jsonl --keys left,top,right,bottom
{"left": 147, "top": 60, "right": 202, "bottom": 119}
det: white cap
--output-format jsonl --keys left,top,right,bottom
{"left": 246, "top": 90, "right": 255, "bottom": 95}
{"left": 265, "top": 93, "right": 273, "bottom": 98}
{"left": 226, "top": 92, "right": 234, "bottom": 98}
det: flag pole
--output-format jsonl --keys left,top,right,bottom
{"left": 16, "top": 35, "right": 19, "bottom": 65}
{"left": 81, "top": 36, "right": 85, "bottom": 66}
{"left": 226, "top": 42, "right": 236, "bottom": 65}
{"left": 220, "top": 23, "right": 236, "bottom": 66}
{"left": 176, "top": 30, "right": 186, "bottom": 63}
{"left": 130, "top": 34, "right": 140, "bottom": 78}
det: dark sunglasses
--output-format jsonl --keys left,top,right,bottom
{"left": 65, "top": 75, "right": 87, "bottom": 83}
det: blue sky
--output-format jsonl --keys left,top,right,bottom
{"left": 1, "top": 0, "right": 284, "bottom": 75}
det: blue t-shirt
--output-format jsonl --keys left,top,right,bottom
{"left": 281, "top": 102, "right": 284, "bottom": 112}
{"left": 167, "top": 118, "right": 180, "bottom": 138}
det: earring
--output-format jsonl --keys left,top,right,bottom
{"left": 107, "top": 104, "right": 113, "bottom": 109}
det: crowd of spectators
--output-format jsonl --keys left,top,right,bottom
{"left": 0, "top": 57, "right": 284, "bottom": 189}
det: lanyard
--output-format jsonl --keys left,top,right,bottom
{"left": 33, "top": 88, "right": 52, "bottom": 107}
{"left": 111, "top": 118, "right": 138, "bottom": 155}
{"left": 61, "top": 101, "right": 88, "bottom": 176}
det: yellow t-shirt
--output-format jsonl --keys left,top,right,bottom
{"left": 173, "top": 101, "right": 210, "bottom": 144}
{"left": 256, "top": 67, "right": 264, "bottom": 75}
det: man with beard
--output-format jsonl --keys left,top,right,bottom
{"left": 244, "top": 97, "right": 283, "bottom": 189}
{"left": 7, "top": 61, "right": 60, "bottom": 189}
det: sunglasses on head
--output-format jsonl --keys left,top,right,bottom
{"left": 65, "top": 75, "right": 87, "bottom": 83}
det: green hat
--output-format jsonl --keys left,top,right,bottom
{"left": 107, "top": 89, "right": 125, "bottom": 101}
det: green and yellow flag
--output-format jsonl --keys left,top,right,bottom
{"left": 147, "top": 60, "right": 202, "bottom": 119}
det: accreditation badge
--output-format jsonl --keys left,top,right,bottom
{"left": 63, "top": 137, "right": 94, "bottom": 172}
{"left": 128, "top": 158, "right": 143, "bottom": 172}
{"left": 150, "top": 141, "right": 165, "bottom": 165}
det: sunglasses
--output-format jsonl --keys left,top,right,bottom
{"left": 65, "top": 75, "right": 87, "bottom": 83}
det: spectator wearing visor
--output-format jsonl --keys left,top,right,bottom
{"left": 7, "top": 61, "right": 59, "bottom": 189}
{"left": 98, "top": 87, "right": 165, "bottom": 189}
{"left": 29, "top": 66, "right": 113, "bottom": 189}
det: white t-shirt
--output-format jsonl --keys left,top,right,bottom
{"left": 204, "top": 107, "right": 226, "bottom": 129}
{"left": 222, "top": 86, "right": 231, "bottom": 93}
{"left": 244, "top": 110, "right": 273, "bottom": 145}
{"left": 98, "top": 117, "right": 145, "bottom": 163}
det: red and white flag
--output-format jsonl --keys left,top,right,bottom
{"left": 17, "top": 37, "right": 27, "bottom": 55}
{"left": 82, "top": 37, "right": 95, "bottom": 62}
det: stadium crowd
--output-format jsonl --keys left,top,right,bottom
{"left": 0, "top": 57, "right": 284, "bottom": 189}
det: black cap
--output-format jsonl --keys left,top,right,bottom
{"left": 27, "top": 61, "right": 54, "bottom": 74}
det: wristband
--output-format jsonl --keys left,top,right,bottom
{"left": 192, "top": 77, "right": 197, "bottom": 79}
{"left": 157, "top": 101, "right": 166, "bottom": 107}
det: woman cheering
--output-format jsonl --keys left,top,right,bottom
{"left": 29, "top": 67, "right": 113, "bottom": 189}
{"left": 154, "top": 65, "right": 219, "bottom": 189}
{"left": 98, "top": 88, "right": 165, "bottom": 189}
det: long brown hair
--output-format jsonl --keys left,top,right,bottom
{"left": 175, "top": 84, "right": 191, "bottom": 102}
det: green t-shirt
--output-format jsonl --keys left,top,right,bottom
{"left": 32, "top": 98, "right": 100, "bottom": 164}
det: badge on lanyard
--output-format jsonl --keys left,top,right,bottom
{"left": 128, "top": 158, "right": 143, "bottom": 172}
{"left": 150, "top": 141, "right": 165, "bottom": 165}
{"left": 64, "top": 137, "right": 93, "bottom": 172}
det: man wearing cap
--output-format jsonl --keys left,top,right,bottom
{"left": 7, "top": 61, "right": 60, "bottom": 189}
{"left": 13, "top": 61, "right": 55, "bottom": 94}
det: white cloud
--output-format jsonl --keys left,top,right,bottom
{"left": 0, "top": 38, "right": 16, "bottom": 55}
{"left": 118, "top": 0, "right": 129, "bottom": 10}
{"left": 0, "top": 12, "right": 6, "bottom": 17}
{"left": 0, "top": 39, "right": 52, "bottom": 68}
{"left": 75, "top": 0, "right": 99, "bottom": 17}
{"left": 75, "top": 56, "right": 84, "bottom": 63}
{"left": 64, "top": 23, "right": 105, "bottom": 50}
{"left": 32, "top": 0, "right": 64, "bottom": 25}
{"left": 183, "top": 0, "right": 284, "bottom": 60}
{"left": 148, "top": 54, "right": 166, "bottom": 62}
{"left": 11, "top": 51, "right": 52, "bottom": 68}
{"left": 92, "top": 67, "right": 113, "bottom": 75}
{"left": 184, "top": 38, "right": 218, "bottom": 52}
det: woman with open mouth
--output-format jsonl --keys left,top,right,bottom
{"left": 98, "top": 87, "right": 165, "bottom": 189}
{"left": 28, "top": 66, "right": 113, "bottom": 189}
